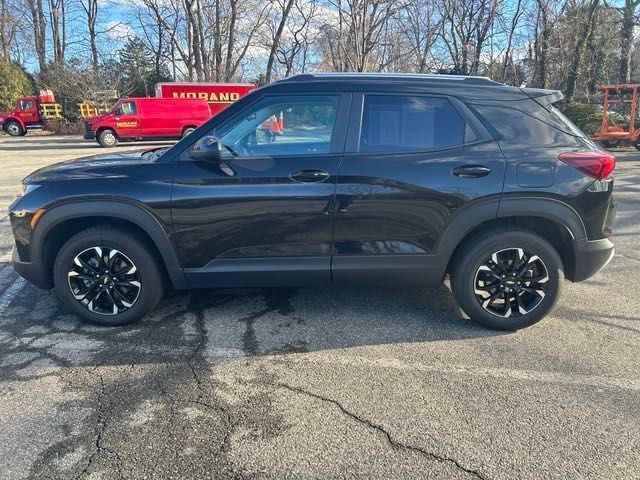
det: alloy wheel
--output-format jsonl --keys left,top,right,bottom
{"left": 67, "top": 246, "right": 141, "bottom": 315}
{"left": 102, "top": 131, "right": 116, "bottom": 146}
{"left": 473, "top": 248, "right": 549, "bottom": 318}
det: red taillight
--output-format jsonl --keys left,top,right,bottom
{"left": 557, "top": 151, "right": 616, "bottom": 180}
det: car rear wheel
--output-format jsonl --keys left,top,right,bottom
{"left": 451, "top": 229, "right": 563, "bottom": 330}
{"left": 53, "top": 227, "right": 164, "bottom": 326}
{"left": 97, "top": 129, "right": 118, "bottom": 147}
{"left": 4, "top": 120, "right": 23, "bottom": 136}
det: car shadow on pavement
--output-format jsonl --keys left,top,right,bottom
{"left": 0, "top": 281, "right": 503, "bottom": 378}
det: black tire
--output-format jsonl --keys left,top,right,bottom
{"left": 450, "top": 229, "right": 563, "bottom": 330}
{"left": 97, "top": 129, "right": 118, "bottom": 147}
{"left": 4, "top": 120, "right": 24, "bottom": 136}
{"left": 53, "top": 226, "right": 164, "bottom": 326}
{"left": 182, "top": 126, "right": 196, "bottom": 138}
{"left": 635, "top": 141, "right": 640, "bottom": 152}
{"left": 601, "top": 140, "right": 618, "bottom": 149}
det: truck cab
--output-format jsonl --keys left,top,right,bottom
{"left": 0, "top": 96, "right": 42, "bottom": 136}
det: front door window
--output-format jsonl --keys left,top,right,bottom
{"left": 211, "top": 95, "right": 340, "bottom": 157}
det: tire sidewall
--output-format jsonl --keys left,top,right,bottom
{"left": 98, "top": 129, "right": 117, "bottom": 147}
{"left": 452, "top": 231, "right": 563, "bottom": 330}
{"left": 53, "top": 229, "right": 162, "bottom": 326}
{"left": 5, "top": 121, "right": 23, "bottom": 136}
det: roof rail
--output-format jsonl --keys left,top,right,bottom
{"left": 278, "top": 72, "right": 502, "bottom": 86}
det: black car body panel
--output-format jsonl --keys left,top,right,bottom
{"left": 9, "top": 73, "right": 615, "bottom": 294}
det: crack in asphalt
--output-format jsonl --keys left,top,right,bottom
{"left": 187, "top": 293, "right": 236, "bottom": 458}
{"left": 278, "top": 382, "right": 491, "bottom": 480}
{"left": 74, "top": 371, "right": 124, "bottom": 480}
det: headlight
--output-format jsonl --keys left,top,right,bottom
{"left": 18, "top": 183, "right": 41, "bottom": 197}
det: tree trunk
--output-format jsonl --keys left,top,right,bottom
{"left": 265, "top": 0, "right": 295, "bottom": 83}
{"left": 619, "top": 0, "right": 639, "bottom": 83}
{"left": 565, "top": 0, "right": 599, "bottom": 101}
{"left": 27, "top": 0, "right": 46, "bottom": 72}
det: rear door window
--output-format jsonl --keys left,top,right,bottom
{"left": 359, "top": 95, "right": 473, "bottom": 153}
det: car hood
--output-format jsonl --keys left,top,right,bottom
{"left": 85, "top": 113, "right": 111, "bottom": 123}
{"left": 24, "top": 149, "right": 161, "bottom": 183}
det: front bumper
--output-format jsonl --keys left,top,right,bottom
{"left": 83, "top": 131, "right": 96, "bottom": 140}
{"left": 12, "top": 246, "right": 50, "bottom": 290}
{"left": 571, "top": 237, "right": 615, "bottom": 282}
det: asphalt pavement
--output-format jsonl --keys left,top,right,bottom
{"left": 0, "top": 135, "right": 638, "bottom": 480}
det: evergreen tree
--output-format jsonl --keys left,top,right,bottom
{"left": 0, "top": 58, "right": 32, "bottom": 111}
{"left": 118, "top": 37, "right": 171, "bottom": 97}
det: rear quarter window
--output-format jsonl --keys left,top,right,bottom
{"left": 469, "top": 104, "right": 584, "bottom": 147}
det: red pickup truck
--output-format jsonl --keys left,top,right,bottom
{"left": 84, "top": 97, "right": 212, "bottom": 147}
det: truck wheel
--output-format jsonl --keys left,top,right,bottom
{"left": 97, "top": 129, "right": 118, "bottom": 147}
{"left": 182, "top": 127, "right": 196, "bottom": 138}
{"left": 450, "top": 229, "right": 563, "bottom": 331}
{"left": 53, "top": 226, "right": 164, "bottom": 326}
{"left": 4, "top": 121, "right": 23, "bottom": 137}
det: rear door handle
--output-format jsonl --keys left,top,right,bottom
{"left": 290, "top": 169, "right": 330, "bottom": 183}
{"left": 452, "top": 165, "right": 492, "bottom": 178}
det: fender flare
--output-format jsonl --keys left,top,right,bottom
{"left": 434, "top": 196, "right": 585, "bottom": 264}
{"left": 434, "top": 198, "right": 501, "bottom": 261}
{"left": 33, "top": 200, "right": 187, "bottom": 289}
{"left": 497, "top": 197, "right": 586, "bottom": 240}
{"left": 3, "top": 116, "right": 25, "bottom": 130}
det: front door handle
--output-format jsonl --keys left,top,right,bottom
{"left": 452, "top": 165, "right": 492, "bottom": 178}
{"left": 290, "top": 169, "right": 330, "bottom": 183}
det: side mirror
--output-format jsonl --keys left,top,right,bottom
{"left": 190, "top": 135, "right": 223, "bottom": 162}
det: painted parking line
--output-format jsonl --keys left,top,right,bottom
{"left": 0, "top": 277, "right": 26, "bottom": 314}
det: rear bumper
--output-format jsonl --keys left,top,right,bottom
{"left": 12, "top": 246, "right": 50, "bottom": 290}
{"left": 571, "top": 237, "right": 615, "bottom": 282}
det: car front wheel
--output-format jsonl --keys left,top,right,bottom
{"left": 53, "top": 227, "right": 163, "bottom": 326}
{"left": 4, "top": 120, "right": 24, "bottom": 136}
{"left": 451, "top": 230, "right": 563, "bottom": 330}
{"left": 97, "top": 129, "right": 118, "bottom": 147}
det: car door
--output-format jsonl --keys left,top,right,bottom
{"left": 171, "top": 93, "right": 350, "bottom": 287}
{"left": 114, "top": 100, "right": 142, "bottom": 137}
{"left": 332, "top": 92, "right": 506, "bottom": 286}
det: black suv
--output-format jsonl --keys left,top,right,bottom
{"left": 9, "top": 73, "right": 616, "bottom": 330}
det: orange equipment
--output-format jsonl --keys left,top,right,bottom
{"left": 592, "top": 83, "right": 640, "bottom": 150}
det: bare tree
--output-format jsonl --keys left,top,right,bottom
{"left": 566, "top": 0, "right": 600, "bottom": 100}
{"left": 265, "top": 0, "right": 296, "bottom": 83}
{"left": 274, "top": 0, "right": 318, "bottom": 76}
{"left": 48, "top": 0, "right": 65, "bottom": 65}
{"left": 616, "top": 0, "right": 640, "bottom": 82}
{"left": 79, "top": 0, "right": 98, "bottom": 71}
{"left": 25, "top": 0, "right": 46, "bottom": 72}
{"left": 439, "top": 0, "right": 501, "bottom": 75}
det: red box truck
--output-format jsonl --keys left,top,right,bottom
{"left": 84, "top": 97, "right": 212, "bottom": 147}
{"left": 155, "top": 82, "right": 258, "bottom": 115}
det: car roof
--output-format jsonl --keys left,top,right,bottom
{"left": 268, "top": 72, "right": 532, "bottom": 101}
{"left": 279, "top": 72, "right": 501, "bottom": 86}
